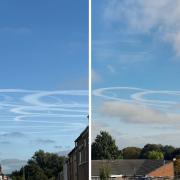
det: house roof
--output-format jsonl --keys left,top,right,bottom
{"left": 68, "top": 147, "right": 76, "bottom": 156}
{"left": 92, "top": 159, "right": 171, "bottom": 176}
{"left": 75, "top": 126, "right": 88, "bottom": 142}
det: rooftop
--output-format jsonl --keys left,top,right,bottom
{"left": 92, "top": 159, "right": 171, "bottom": 176}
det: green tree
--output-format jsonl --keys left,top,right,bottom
{"left": 92, "top": 131, "right": 122, "bottom": 160}
{"left": 24, "top": 164, "right": 48, "bottom": 180}
{"left": 11, "top": 169, "right": 24, "bottom": 180}
{"left": 28, "top": 150, "right": 64, "bottom": 178}
{"left": 140, "top": 144, "right": 163, "bottom": 159}
{"left": 122, "top": 147, "right": 141, "bottom": 159}
{"left": 162, "top": 145, "right": 175, "bottom": 160}
{"left": 11, "top": 150, "right": 65, "bottom": 180}
{"left": 173, "top": 148, "right": 180, "bottom": 159}
{"left": 147, "top": 150, "right": 164, "bottom": 160}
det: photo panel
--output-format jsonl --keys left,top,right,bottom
{"left": 91, "top": 0, "right": 180, "bottom": 179}
{"left": 0, "top": 1, "right": 89, "bottom": 180}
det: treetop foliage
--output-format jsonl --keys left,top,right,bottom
{"left": 11, "top": 150, "right": 65, "bottom": 180}
{"left": 92, "top": 131, "right": 122, "bottom": 160}
{"left": 92, "top": 131, "right": 180, "bottom": 161}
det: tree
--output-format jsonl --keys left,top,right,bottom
{"left": 24, "top": 164, "right": 48, "bottom": 180}
{"left": 11, "top": 169, "right": 24, "bottom": 180}
{"left": 162, "top": 145, "right": 175, "bottom": 160}
{"left": 147, "top": 150, "right": 164, "bottom": 160}
{"left": 92, "top": 131, "right": 122, "bottom": 160}
{"left": 140, "top": 144, "right": 163, "bottom": 159}
{"left": 122, "top": 147, "right": 141, "bottom": 159}
{"left": 11, "top": 150, "right": 65, "bottom": 180}
{"left": 29, "top": 150, "right": 64, "bottom": 178}
{"left": 173, "top": 148, "right": 180, "bottom": 159}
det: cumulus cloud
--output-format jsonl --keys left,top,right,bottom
{"left": 100, "top": 101, "right": 180, "bottom": 124}
{"left": 104, "top": 0, "right": 180, "bottom": 56}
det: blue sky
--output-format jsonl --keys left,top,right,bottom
{"left": 92, "top": 0, "right": 180, "bottom": 149}
{"left": 0, "top": 0, "right": 88, "bottom": 173}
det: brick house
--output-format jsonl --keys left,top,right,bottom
{"left": 58, "top": 126, "right": 89, "bottom": 180}
{"left": 91, "top": 160, "right": 174, "bottom": 179}
{"left": 68, "top": 148, "right": 77, "bottom": 180}
{"left": 75, "top": 126, "right": 89, "bottom": 180}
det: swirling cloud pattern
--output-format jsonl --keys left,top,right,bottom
{"left": 93, "top": 87, "right": 180, "bottom": 119}
{"left": 0, "top": 89, "right": 88, "bottom": 134}
{"left": 93, "top": 86, "right": 180, "bottom": 147}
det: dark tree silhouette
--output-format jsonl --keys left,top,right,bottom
{"left": 11, "top": 150, "right": 65, "bottom": 180}
{"left": 92, "top": 131, "right": 122, "bottom": 160}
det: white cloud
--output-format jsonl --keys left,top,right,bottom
{"left": 93, "top": 87, "right": 180, "bottom": 124}
{"left": 0, "top": 89, "right": 88, "bottom": 135}
{"left": 100, "top": 101, "right": 180, "bottom": 124}
{"left": 104, "top": 0, "right": 180, "bottom": 56}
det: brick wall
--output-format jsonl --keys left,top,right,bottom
{"left": 148, "top": 162, "right": 174, "bottom": 177}
{"left": 76, "top": 128, "right": 89, "bottom": 180}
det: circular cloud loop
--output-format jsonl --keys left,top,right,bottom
{"left": 0, "top": 89, "right": 88, "bottom": 123}
{"left": 94, "top": 86, "right": 180, "bottom": 107}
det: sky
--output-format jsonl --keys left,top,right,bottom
{"left": 92, "top": 0, "right": 180, "bottom": 150}
{"left": 0, "top": 0, "right": 88, "bottom": 173}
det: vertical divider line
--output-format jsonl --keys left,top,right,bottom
{"left": 88, "top": 0, "right": 92, "bottom": 179}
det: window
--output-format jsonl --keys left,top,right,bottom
{"left": 79, "top": 151, "right": 82, "bottom": 164}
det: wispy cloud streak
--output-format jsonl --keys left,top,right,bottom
{"left": 0, "top": 89, "right": 88, "bottom": 135}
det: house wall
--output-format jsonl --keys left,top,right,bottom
{"left": 66, "top": 127, "right": 88, "bottom": 180}
{"left": 68, "top": 150, "right": 77, "bottom": 180}
{"left": 148, "top": 162, "right": 174, "bottom": 177}
{"left": 63, "top": 163, "right": 68, "bottom": 180}
{"left": 76, "top": 128, "right": 89, "bottom": 180}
